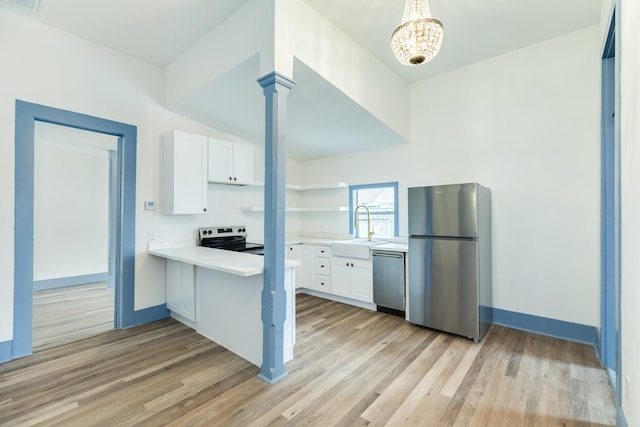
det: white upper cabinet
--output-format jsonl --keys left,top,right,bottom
{"left": 162, "top": 130, "right": 208, "bottom": 215}
{"left": 208, "top": 138, "right": 254, "bottom": 185}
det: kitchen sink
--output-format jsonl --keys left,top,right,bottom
{"left": 331, "top": 239, "right": 385, "bottom": 259}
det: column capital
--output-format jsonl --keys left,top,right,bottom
{"left": 257, "top": 71, "right": 296, "bottom": 90}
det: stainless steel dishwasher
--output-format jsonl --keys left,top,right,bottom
{"left": 372, "top": 250, "right": 406, "bottom": 315}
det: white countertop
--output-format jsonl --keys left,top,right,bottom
{"left": 372, "top": 242, "right": 408, "bottom": 252}
{"left": 292, "top": 237, "right": 408, "bottom": 253}
{"left": 149, "top": 246, "right": 300, "bottom": 277}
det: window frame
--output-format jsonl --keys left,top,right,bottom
{"left": 349, "top": 181, "right": 399, "bottom": 238}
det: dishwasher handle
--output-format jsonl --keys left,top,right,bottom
{"left": 372, "top": 251, "right": 404, "bottom": 259}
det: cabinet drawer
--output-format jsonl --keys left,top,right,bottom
{"left": 315, "top": 246, "right": 331, "bottom": 257}
{"left": 315, "top": 258, "right": 331, "bottom": 275}
{"left": 315, "top": 275, "right": 331, "bottom": 292}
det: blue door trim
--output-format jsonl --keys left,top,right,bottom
{"left": 13, "top": 100, "right": 137, "bottom": 359}
{"left": 612, "top": 2, "right": 624, "bottom": 418}
{"left": 600, "top": 3, "right": 625, "bottom": 424}
{"left": 600, "top": 22, "right": 616, "bottom": 375}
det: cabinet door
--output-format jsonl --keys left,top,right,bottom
{"left": 286, "top": 245, "right": 301, "bottom": 289}
{"left": 331, "top": 259, "right": 351, "bottom": 298}
{"left": 163, "top": 131, "right": 208, "bottom": 214}
{"left": 287, "top": 244, "right": 301, "bottom": 262}
{"left": 166, "top": 260, "right": 181, "bottom": 313}
{"left": 299, "top": 245, "right": 315, "bottom": 288}
{"left": 208, "top": 138, "right": 232, "bottom": 183}
{"left": 231, "top": 142, "right": 254, "bottom": 184}
{"left": 180, "top": 263, "right": 196, "bottom": 321}
{"left": 350, "top": 259, "right": 373, "bottom": 303}
{"left": 165, "top": 260, "right": 196, "bottom": 321}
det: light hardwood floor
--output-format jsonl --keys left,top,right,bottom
{"left": 32, "top": 282, "right": 114, "bottom": 351}
{"left": 1, "top": 294, "right": 615, "bottom": 426}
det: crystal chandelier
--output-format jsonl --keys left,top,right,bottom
{"left": 391, "top": 0, "right": 444, "bottom": 66}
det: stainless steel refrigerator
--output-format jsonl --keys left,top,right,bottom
{"left": 408, "top": 183, "right": 492, "bottom": 342}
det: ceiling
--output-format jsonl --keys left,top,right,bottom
{"left": 303, "top": 0, "right": 602, "bottom": 83}
{"left": 0, "top": 0, "right": 603, "bottom": 160}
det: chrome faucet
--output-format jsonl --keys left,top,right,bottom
{"left": 354, "top": 205, "right": 375, "bottom": 241}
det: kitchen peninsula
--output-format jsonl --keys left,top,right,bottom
{"left": 149, "top": 245, "right": 299, "bottom": 367}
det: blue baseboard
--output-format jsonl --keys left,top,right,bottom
{"left": 133, "top": 304, "right": 170, "bottom": 327}
{"left": 0, "top": 340, "right": 12, "bottom": 363}
{"left": 493, "top": 308, "right": 598, "bottom": 346}
{"left": 34, "top": 273, "right": 109, "bottom": 291}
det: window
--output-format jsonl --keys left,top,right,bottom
{"left": 350, "top": 182, "right": 398, "bottom": 239}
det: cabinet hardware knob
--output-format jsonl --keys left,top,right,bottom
{"left": 346, "top": 262, "right": 349, "bottom": 266}
{"left": 350, "top": 263, "right": 354, "bottom": 267}
{"left": 234, "top": 177, "right": 237, "bottom": 181}
{"left": 203, "top": 208, "right": 207, "bottom": 212}
{"left": 229, "top": 176, "right": 232, "bottom": 180}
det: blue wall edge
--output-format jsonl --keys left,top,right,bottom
{"left": 33, "top": 273, "right": 109, "bottom": 291}
{"left": 492, "top": 308, "right": 598, "bottom": 346}
{"left": 133, "top": 304, "right": 169, "bottom": 327}
{"left": 0, "top": 340, "right": 12, "bottom": 363}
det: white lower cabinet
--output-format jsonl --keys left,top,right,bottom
{"left": 294, "top": 244, "right": 373, "bottom": 305}
{"left": 298, "top": 245, "right": 315, "bottom": 289}
{"left": 313, "top": 245, "right": 332, "bottom": 292}
{"left": 330, "top": 257, "right": 373, "bottom": 303}
{"left": 287, "top": 244, "right": 314, "bottom": 289}
{"left": 166, "top": 260, "right": 196, "bottom": 321}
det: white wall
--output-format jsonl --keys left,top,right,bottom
{"left": 620, "top": 0, "right": 640, "bottom": 422}
{"left": 299, "top": 26, "right": 601, "bottom": 327}
{"left": 278, "top": 0, "right": 410, "bottom": 142}
{"left": 0, "top": 8, "right": 302, "bottom": 343}
{"left": 33, "top": 130, "right": 112, "bottom": 281}
{"left": 165, "top": 0, "right": 275, "bottom": 108}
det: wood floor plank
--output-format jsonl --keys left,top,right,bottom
{"left": 32, "top": 282, "right": 114, "bottom": 351}
{"left": 437, "top": 325, "right": 505, "bottom": 426}
{"left": 361, "top": 333, "right": 450, "bottom": 425}
{"left": 0, "top": 294, "right": 616, "bottom": 426}
{"left": 384, "top": 337, "right": 469, "bottom": 425}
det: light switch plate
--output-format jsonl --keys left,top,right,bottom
{"left": 144, "top": 200, "right": 156, "bottom": 211}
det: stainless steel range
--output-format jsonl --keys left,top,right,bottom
{"left": 199, "top": 226, "right": 264, "bottom": 255}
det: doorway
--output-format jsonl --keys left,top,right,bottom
{"left": 600, "top": 8, "right": 621, "bottom": 400}
{"left": 12, "top": 100, "right": 137, "bottom": 360}
{"left": 31, "top": 122, "right": 118, "bottom": 351}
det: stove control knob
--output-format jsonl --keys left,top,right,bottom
{"left": 207, "top": 230, "right": 212, "bottom": 235}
